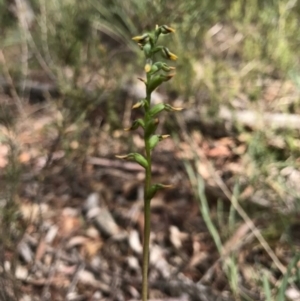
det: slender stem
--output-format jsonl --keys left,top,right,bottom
{"left": 142, "top": 166, "right": 151, "bottom": 301}
{"left": 142, "top": 92, "right": 152, "bottom": 301}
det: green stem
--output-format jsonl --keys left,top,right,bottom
{"left": 142, "top": 92, "right": 152, "bottom": 301}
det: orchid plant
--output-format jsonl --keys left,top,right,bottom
{"left": 117, "top": 25, "right": 181, "bottom": 301}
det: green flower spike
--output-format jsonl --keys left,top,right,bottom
{"left": 121, "top": 25, "right": 179, "bottom": 301}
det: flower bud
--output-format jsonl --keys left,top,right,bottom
{"left": 143, "top": 43, "right": 152, "bottom": 58}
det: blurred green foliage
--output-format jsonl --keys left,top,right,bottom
{"left": 2, "top": 0, "right": 300, "bottom": 105}
{"left": 1, "top": 1, "right": 300, "bottom": 299}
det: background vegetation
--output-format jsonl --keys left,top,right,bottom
{"left": 1, "top": 0, "right": 300, "bottom": 300}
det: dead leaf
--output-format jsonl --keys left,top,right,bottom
{"left": 83, "top": 239, "right": 103, "bottom": 258}
{"left": 169, "top": 226, "right": 188, "bottom": 249}
{"left": 59, "top": 213, "right": 81, "bottom": 237}
{"left": 20, "top": 203, "right": 49, "bottom": 222}
{"left": 19, "top": 152, "right": 31, "bottom": 163}
{"left": 207, "top": 145, "right": 231, "bottom": 158}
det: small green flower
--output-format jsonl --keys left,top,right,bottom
{"left": 132, "top": 33, "right": 149, "bottom": 45}
{"left": 160, "top": 25, "right": 175, "bottom": 34}
{"left": 149, "top": 134, "right": 170, "bottom": 150}
{"left": 162, "top": 47, "right": 178, "bottom": 61}
{"left": 148, "top": 103, "right": 182, "bottom": 117}
{"left": 143, "top": 43, "right": 152, "bottom": 57}
{"left": 132, "top": 99, "right": 147, "bottom": 109}
{"left": 147, "top": 62, "right": 176, "bottom": 75}
{"left": 147, "top": 183, "right": 173, "bottom": 199}
{"left": 161, "top": 63, "right": 176, "bottom": 72}
{"left": 145, "top": 117, "right": 159, "bottom": 138}
{"left": 116, "top": 153, "right": 148, "bottom": 169}
{"left": 124, "top": 119, "right": 145, "bottom": 131}
{"left": 147, "top": 73, "right": 176, "bottom": 94}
